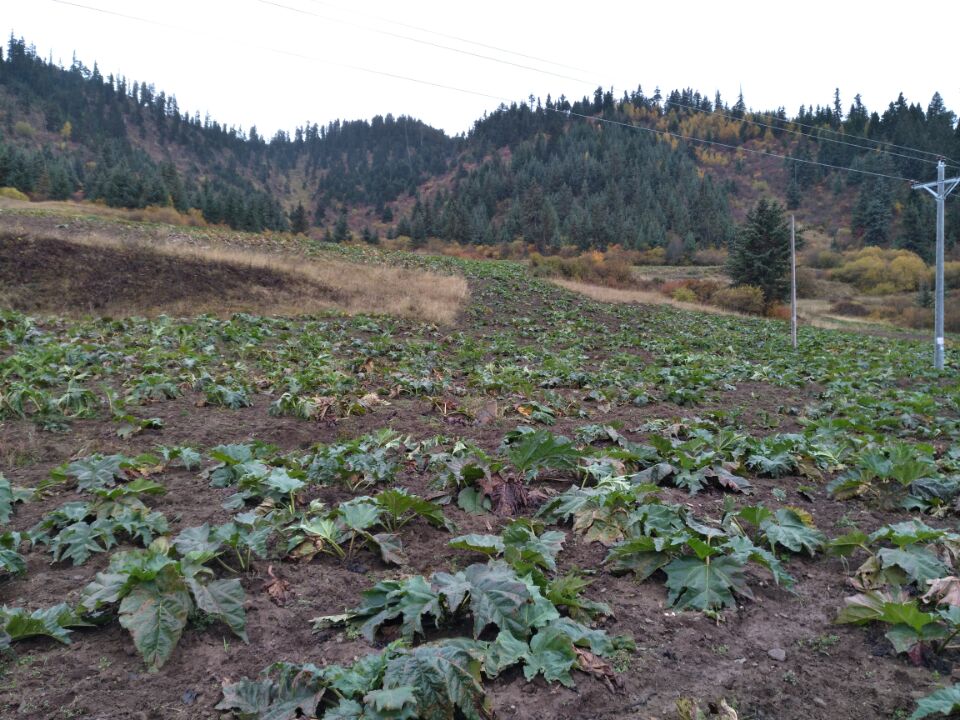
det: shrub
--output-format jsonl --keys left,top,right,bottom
{"left": 686, "top": 279, "right": 725, "bottom": 303}
{"left": 766, "top": 303, "right": 791, "bottom": 320}
{"left": 712, "top": 285, "right": 765, "bottom": 315}
{"left": 13, "top": 121, "right": 34, "bottom": 138}
{"left": 805, "top": 249, "right": 843, "bottom": 269}
{"left": 528, "top": 249, "right": 633, "bottom": 287}
{"left": 944, "top": 261, "right": 960, "bottom": 289}
{"left": 829, "top": 247, "right": 931, "bottom": 293}
{"left": 0, "top": 187, "right": 29, "bottom": 201}
{"left": 795, "top": 267, "right": 818, "bottom": 298}
{"left": 899, "top": 306, "right": 930, "bottom": 329}
{"left": 671, "top": 287, "right": 697, "bottom": 303}
{"left": 635, "top": 247, "right": 667, "bottom": 265}
{"left": 830, "top": 301, "right": 870, "bottom": 317}
{"left": 128, "top": 205, "right": 208, "bottom": 227}
{"left": 692, "top": 247, "right": 727, "bottom": 266}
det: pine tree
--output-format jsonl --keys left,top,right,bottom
{"left": 727, "top": 197, "right": 796, "bottom": 303}
{"left": 289, "top": 201, "right": 309, "bottom": 234}
{"left": 786, "top": 179, "right": 801, "bottom": 210}
{"left": 333, "top": 211, "right": 349, "bottom": 242}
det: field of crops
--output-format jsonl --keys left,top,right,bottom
{"left": 2, "top": 231, "right": 960, "bottom": 719}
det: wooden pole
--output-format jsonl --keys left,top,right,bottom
{"left": 790, "top": 214, "right": 797, "bottom": 349}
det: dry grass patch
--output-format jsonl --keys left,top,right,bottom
{"left": 551, "top": 278, "right": 746, "bottom": 317}
{"left": 0, "top": 232, "right": 468, "bottom": 324}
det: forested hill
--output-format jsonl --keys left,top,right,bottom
{"left": 2, "top": 34, "right": 959, "bottom": 257}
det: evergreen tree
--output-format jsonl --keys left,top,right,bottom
{"left": 786, "top": 179, "right": 801, "bottom": 210}
{"left": 727, "top": 197, "right": 796, "bottom": 303}
{"left": 289, "top": 201, "right": 309, "bottom": 234}
{"left": 333, "top": 210, "right": 349, "bottom": 242}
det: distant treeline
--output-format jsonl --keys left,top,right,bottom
{"left": 1, "top": 35, "right": 958, "bottom": 254}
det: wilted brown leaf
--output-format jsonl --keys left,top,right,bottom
{"left": 575, "top": 648, "right": 618, "bottom": 690}
{"left": 479, "top": 473, "right": 530, "bottom": 516}
{"left": 474, "top": 400, "right": 498, "bottom": 426}
{"left": 923, "top": 576, "right": 960, "bottom": 607}
{"left": 263, "top": 565, "right": 292, "bottom": 606}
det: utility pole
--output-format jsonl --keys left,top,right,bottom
{"left": 912, "top": 160, "right": 960, "bottom": 370}
{"left": 790, "top": 214, "right": 797, "bottom": 349}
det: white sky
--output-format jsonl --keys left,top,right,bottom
{"left": 7, "top": 0, "right": 960, "bottom": 138}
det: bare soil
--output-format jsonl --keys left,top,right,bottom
{"left": 0, "top": 217, "right": 947, "bottom": 720}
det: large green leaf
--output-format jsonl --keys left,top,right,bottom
{"left": 0, "top": 603, "right": 90, "bottom": 645}
{"left": 118, "top": 572, "right": 192, "bottom": 671}
{"left": 173, "top": 524, "right": 222, "bottom": 556}
{"left": 664, "top": 555, "right": 751, "bottom": 611}
{"left": 723, "top": 535, "right": 795, "bottom": 588}
{"left": 501, "top": 519, "right": 565, "bottom": 573}
{"left": 482, "top": 630, "right": 529, "bottom": 677}
{"left": 0, "top": 475, "right": 30, "bottom": 525}
{"left": 356, "top": 576, "right": 443, "bottom": 643}
{"left": 522, "top": 626, "right": 577, "bottom": 687}
{"left": 0, "top": 531, "right": 26, "bottom": 576}
{"left": 461, "top": 562, "right": 536, "bottom": 638}
{"left": 826, "top": 530, "right": 870, "bottom": 557}
{"left": 878, "top": 546, "right": 949, "bottom": 586}
{"left": 370, "top": 532, "right": 407, "bottom": 566}
{"left": 65, "top": 454, "right": 126, "bottom": 491}
{"left": 216, "top": 663, "right": 328, "bottom": 720}
{"left": 761, "top": 509, "right": 826, "bottom": 556}
{"left": 187, "top": 577, "right": 248, "bottom": 642}
{"left": 835, "top": 590, "right": 890, "bottom": 625}
{"left": 49, "top": 520, "right": 116, "bottom": 565}
{"left": 338, "top": 497, "right": 384, "bottom": 533}
{"left": 910, "top": 683, "right": 960, "bottom": 719}
{"left": 448, "top": 534, "right": 504, "bottom": 557}
{"left": 362, "top": 686, "right": 418, "bottom": 719}
{"left": 880, "top": 600, "right": 939, "bottom": 633}
{"left": 605, "top": 536, "right": 676, "bottom": 580}
{"left": 506, "top": 430, "right": 581, "bottom": 480}
{"left": 381, "top": 641, "right": 490, "bottom": 720}
{"left": 375, "top": 488, "right": 453, "bottom": 532}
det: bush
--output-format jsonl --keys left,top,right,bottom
{"left": 805, "top": 249, "right": 843, "bottom": 269}
{"left": 528, "top": 250, "right": 634, "bottom": 287}
{"left": 899, "top": 306, "right": 931, "bottom": 329}
{"left": 829, "top": 247, "right": 931, "bottom": 293}
{"left": 712, "top": 285, "right": 766, "bottom": 315}
{"left": 0, "top": 187, "right": 29, "bottom": 201}
{"left": 13, "top": 121, "right": 34, "bottom": 138}
{"left": 830, "top": 301, "right": 870, "bottom": 317}
{"left": 671, "top": 287, "right": 697, "bottom": 303}
{"left": 635, "top": 247, "right": 667, "bottom": 265}
{"left": 686, "top": 279, "right": 725, "bottom": 303}
{"left": 944, "top": 261, "right": 960, "bottom": 289}
{"left": 766, "top": 303, "right": 791, "bottom": 320}
{"left": 128, "top": 205, "right": 208, "bottom": 227}
{"left": 795, "top": 267, "right": 818, "bottom": 298}
{"left": 692, "top": 247, "right": 727, "bottom": 266}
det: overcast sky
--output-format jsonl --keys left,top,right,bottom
{"left": 8, "top": 0, "right": 960, "bottom": 138}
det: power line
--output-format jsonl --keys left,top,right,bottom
{"left": 47, "top": 0, "right": 507, "bottom": 105}
{"left": 549, "top": 108, "right": 918, "bottom": 184}
{"left": 659, "top": 96, "right": 947, "bottom": 168}
{"left": 264, "top": 0, "right": 958, "bottom": 172}
{"left": 300, "top": 0, "right": 596, "bottom": 77}
{"left": 38, "top": 0, "right": 938, "bottom": 185}
{"left": 706, "top": 100, "right": 960, "bottom": 167}
{"left": 48, "top": 0, "right": 960, "bottom": 177}
{"left": 48, "top": 0, "right": 179, "bottom": 30}
{"left": 255, "top": 0, "right": 595, "bottom": 87}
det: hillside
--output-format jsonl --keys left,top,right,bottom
{"left": 1, "top": 35, "right": 959, "bottom": 258}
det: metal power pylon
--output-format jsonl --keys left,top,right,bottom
{"left": 912, "top": 160, "right": 960, "bottom": 369}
